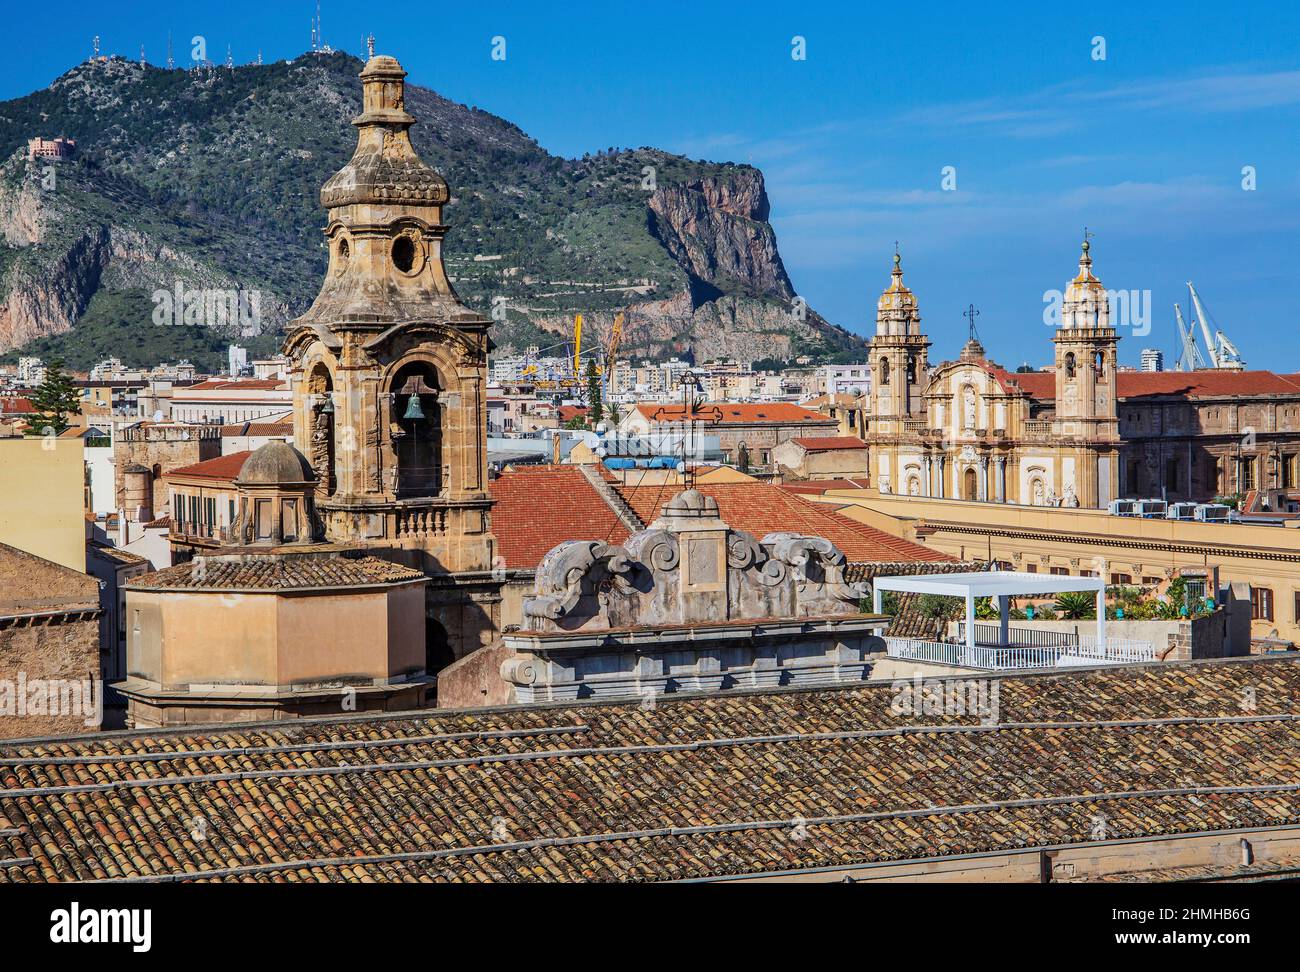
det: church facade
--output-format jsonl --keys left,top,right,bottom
{"left": 864, "top": 242, "right": 1300, "bottom": 508}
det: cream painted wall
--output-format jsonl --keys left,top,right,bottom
{"left": 0, "top": 438, "right": 86, "bottom": 572}
{"left": 126, "top": 582, "right": 426, "bottom": 691}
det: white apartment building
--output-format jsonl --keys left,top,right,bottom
{"left": 169, "top": 378, "right": 293, "bottom": 424}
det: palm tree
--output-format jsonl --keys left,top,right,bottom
{"left": 1053, "top": 591, "right": 1096, "bottom": 620}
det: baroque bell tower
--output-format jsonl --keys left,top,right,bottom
{"left": 867, "top": 250, "right": 930, "bottom": 433}
{"left": 283, "top": 54, "right": 500, "bottom": 666}
{"left": 1051, "top": 235, "right": 1120, "bottom": 507}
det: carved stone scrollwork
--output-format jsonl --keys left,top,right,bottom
{"left": 727, "top": 530, "right": 786, "bottom": 586}
{"left": 626, "top": 529, "right": 679, "bottom": 572}
{"left": 523, "top": 540, "right": 631, "bottom": 622}
{"left": 762, "top": 532, "right": 866, "bottom": 605}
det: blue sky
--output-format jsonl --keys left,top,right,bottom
{"left": 5, "top": 1, "right": 1300, "bottom": 370}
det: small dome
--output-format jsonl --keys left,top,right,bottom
{"left": 663, "top": 489, "right": 719, "bottom": 516}
{"left": 236, "top": 441, "right": 316, "bottom": 486}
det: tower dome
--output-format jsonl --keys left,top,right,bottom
{"left": 290, "top": 54, "right": 463, "bottom": 327}
{"left": 1062, "top": 236, "right": 1110, "bottom": 329}
{"left": 875, "top": 251, "right": 921, "bottom": 336}
{"left": 235, "top": 441, "right": 316, "bottom": 486}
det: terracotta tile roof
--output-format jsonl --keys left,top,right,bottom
{"left": 984, "top": 366, "right": 1300, "bottom": 402}
{"left": 2, "top": 657, "right": 1299, "bottom": 882}
{"left": 635, "top": 402, "right": 834, "bottom": 425}
{"left": 126, "top": 555, "right": 426, "bottom": 592}
{"left": 800, "top": 393, "right": 859, "bottom": 408}
{"left": 618, "top": 481, "right": 951, "bottom": 564}
{"left": 165, "top": 451, "right": 252, "bottom": 483}
{"left": 556, "top": 405, "right": 589, "bottom": 422}
{"left": 86, "top": 542, "right": 150, "bottom": 566}
{"left": 219, "top": 422, "right": 294, "bottom": 437}
{"left": 1116, "top": 370, "right": 1300, "bottom": 399}
{"left": 182, "top": 378, "right": 286, "bottom": 392}
{"left": 0, "top": 397, "right": 34, "bottom": 413}
{"left": 791, "top": 436, "right": 867, "bottom": 452}
{"left": 489, "top": 465, "right": 633, "bottom": 568}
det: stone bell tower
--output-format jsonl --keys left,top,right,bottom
{"left": 866, "top": 250, "right": 930, "bottom": 433}
{"left": 282, "top": 54, "right": 500, "bottom": 667}
{"left": 1052, "top": 235, "right": 1120, "bottom": 508}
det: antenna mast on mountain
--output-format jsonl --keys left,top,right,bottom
{"left": 140, "top": 44, "right": 146, "bottom": 66}
{"left": 166, "top": 32, "right": 174, "bottom": 69}
{"left": 92, "top": 35, "right": 100, "bottom": 60}
{"left": 226, "top": 44, "right": 234, "bottom": 70}
{"left": 367, "top": 34, "right": 376, "bottom": 58}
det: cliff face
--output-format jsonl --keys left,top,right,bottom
{"left": 0, "top": 153, "right": 287, "bottom": 356}
{"left": 648, "top": 173, "right": 794, "bottom": 301}
{"left": 0, "top": 51, "right": 862, "bottom": 367}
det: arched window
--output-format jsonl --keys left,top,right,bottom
{"left": 389, "top": 362, "right": 443, "bottom": 498}
{"left": 906, "top": 354, "right": 917, "bottom": 384}
{"left": 1064, "top": 352, "right": 1076, "bottom": 378}
{"left": 880, "top": 358, "right": 891, "bottom": 385}
{"left": 307, "top": 363, "right": 336, "bottom": 496}
{"left": 1094, "top": 350, "right": 1106, "bottom": 379}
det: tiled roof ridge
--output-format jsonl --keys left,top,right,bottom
{"left": 126, "top": 553, "right": 426, "bottom": 592}
{"left": 3, "top": 656, "right": 1299, "bottom": 882}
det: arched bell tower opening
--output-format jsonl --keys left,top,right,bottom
{"left": 306, "top": 362, "right": 337, "bottom": 497}
{"left": 387, "top": 361, "right": 444, "bottom": 498}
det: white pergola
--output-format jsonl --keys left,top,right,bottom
{"left": 872, "top": 570, "right": 1107, "bottom": 654}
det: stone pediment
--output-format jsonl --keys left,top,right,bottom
{"left": 521, "top": 488, "right": 870, "bottom": 633}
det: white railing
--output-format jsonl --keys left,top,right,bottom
{"left": 885, "top": 636, "right": 1157, "bottom": 671}
{"left": 957, "top": 621, "right": 1079, "bottom": 649}
{"left": 1075, "top": 635, "right": 1158, "bottom": 662}
{"left": 884, "top": 638, "right": 963, "bottom": 666}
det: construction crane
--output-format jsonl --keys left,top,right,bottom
{"left": 1186, "top": 281, "right": 1245, "bottom": 370}
{"left": 572, "top": 313, "right": 584, "bottom": 378}
{"left": 1173, "top": 303, "right": 1207, "bottom": 371}
{"left": 602, "top": 312, "right": 624, "bottom": 403}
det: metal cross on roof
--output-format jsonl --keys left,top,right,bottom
{"left": 964, "top": 303, "right": 981, "bottom": 342}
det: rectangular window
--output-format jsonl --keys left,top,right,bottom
{"left": 1142, "top": 576, "right": 1163, "bottom": 587}
{"left": 1284, "top": 456, "right": 1297, "bottom": 490}
{"left": 1242, "top": 457, "right": 1257, "bottom": 491}
{"left": 1025, "top": 563, "right": 1037, "bottom": 574}
{"left": 1251, "top": 587, "right": 1274, "bottom": 621}
{"left": 255, "top": 499, "right": 273, "bottom": 540}
{"left": 1294, "top": 591, "right": 1300, "bottom": 622}
{"left": 1050, "top": 567, "right": 1069, "bottom": 576}
{"left": 1110, "top": 573, "right": 1132, "bottom": 585}
{"left": 1165, "top": 458, "right": 1180, "bottom": 492}
{"left": 281, "top": 499, "right": 298, "bottom": 543}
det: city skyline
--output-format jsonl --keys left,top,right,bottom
{"left": 2, "top": 1, "right": 1299, "bottom": 370}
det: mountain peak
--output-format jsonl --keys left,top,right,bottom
{"left": 0, "top": 52, "right": 863, "bottom": 369}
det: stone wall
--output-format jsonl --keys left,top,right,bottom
{"left": 0, "top": 542, "right": 103, "bottom": 738}
{"left": 114, "top": 426, "right": 221, "bottom": 513}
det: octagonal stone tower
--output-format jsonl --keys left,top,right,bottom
{"left": 282, "top": 54, "right": 500, "bottom": 667}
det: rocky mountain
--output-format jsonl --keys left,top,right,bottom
{"left": 0, "top": 51, "right": 862, "bottom": 370}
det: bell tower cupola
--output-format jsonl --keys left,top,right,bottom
{"left": 867, "top": 249, "right": 930, "bottom": 427}
{"left": 281, "top": 53, "right": 500, "bottom": 664}
{"left": 1052, "top": 233, "right": 1120, "bottom": 507}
